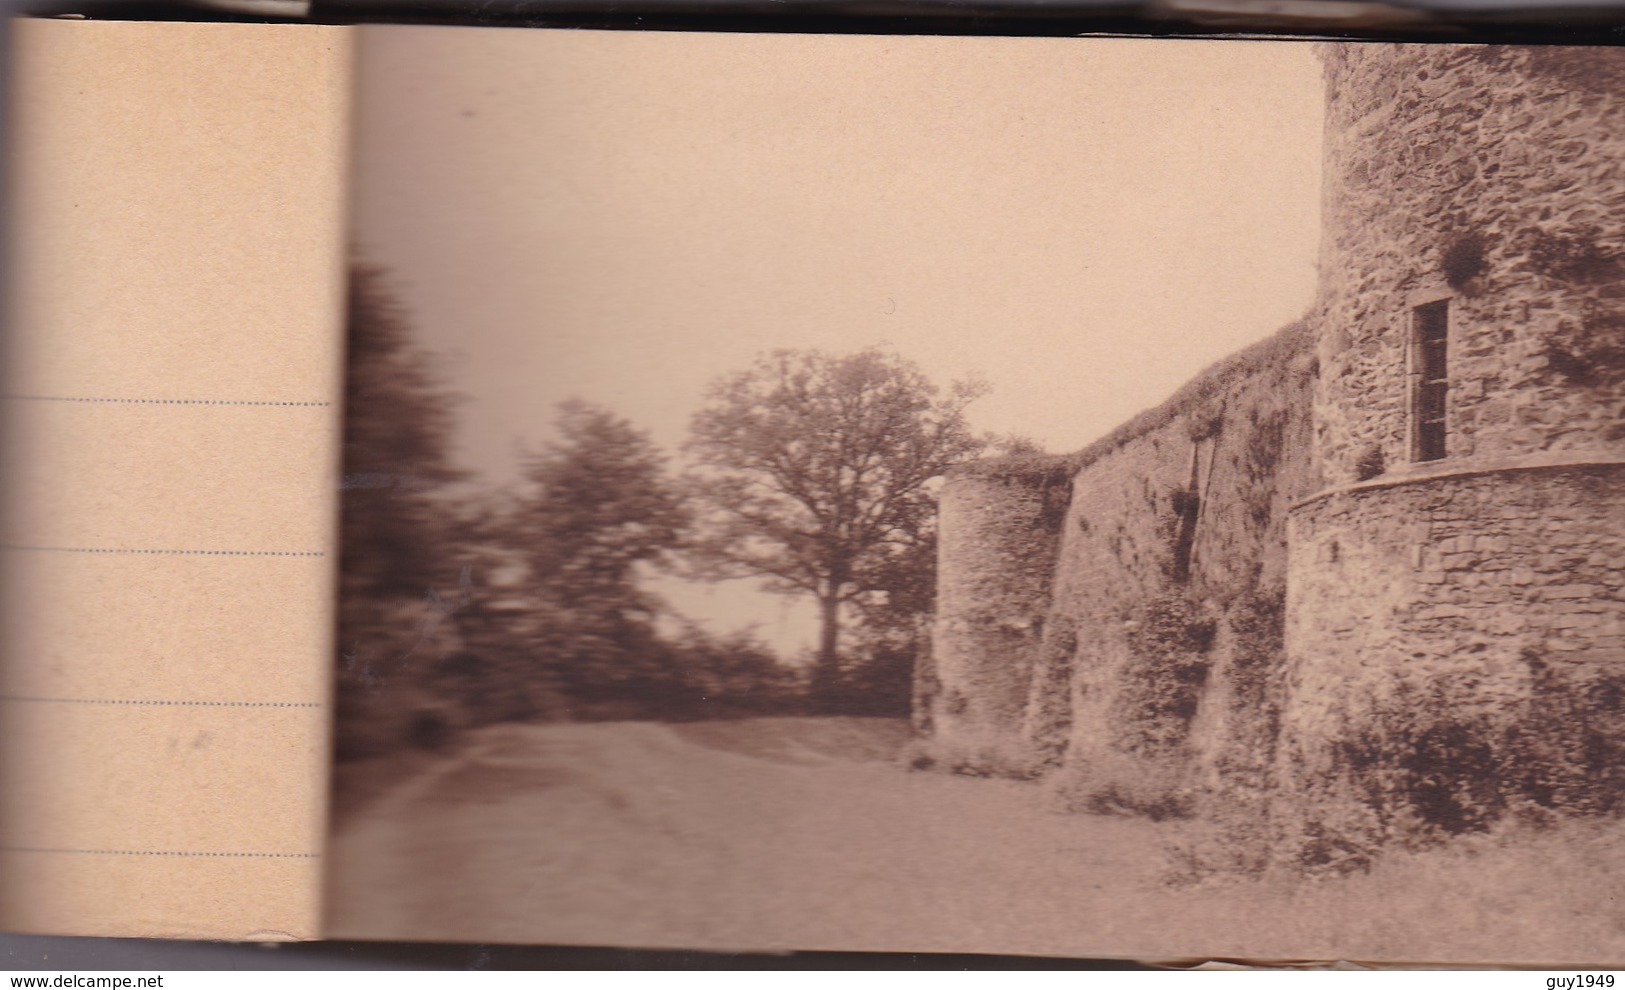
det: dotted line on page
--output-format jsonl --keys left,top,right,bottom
{"left": 2, "top": 395, "right": 330, "bottom": 407}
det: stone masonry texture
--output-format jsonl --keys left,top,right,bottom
{"left": 923, "top": 42, "right": 1625, "bottom": 864}
{"left": 1317, "top": 44, "right": 1625, "bottom": 481}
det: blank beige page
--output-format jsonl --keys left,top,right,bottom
{"left": 0, "top": 18, "right": 352, "bottom": 939}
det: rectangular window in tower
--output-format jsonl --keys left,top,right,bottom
{"left": 1411, "top": 299, "right": 1449, "bottom": 462}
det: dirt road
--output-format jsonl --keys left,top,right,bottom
{"left": 325, "top": 717, "right": 1625, "bottom": 963}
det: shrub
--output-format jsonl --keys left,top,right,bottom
{"left": 1049, "top": 752, "right": 1196, "bottom": 822}
{"left": 1283, "top": 656, "right": 1625, "bottom": 873}
{"left": 1115, "top": 593, "right": 1216, "bottom": 757}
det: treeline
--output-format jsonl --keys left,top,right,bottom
{"left": 335, "top": 265, "right": 996, "bottom": 761}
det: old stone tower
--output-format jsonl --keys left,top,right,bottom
{"left": 920, "top": 43, "right": 1625, "bottom": 859}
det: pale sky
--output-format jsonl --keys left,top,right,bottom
{"left": 352, "top": 27, "right": 1325, "bottom": 651}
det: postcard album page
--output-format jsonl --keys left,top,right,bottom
{"left": 0, "top": 19, "right": 351, "bottom": 939}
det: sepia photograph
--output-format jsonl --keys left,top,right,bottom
{"left": 322, "top": 29, "right": 1625, "bottom": 964}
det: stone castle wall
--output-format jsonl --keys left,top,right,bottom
{"left": 1315, "top": 44, "right": 1625, "bottom": 483}
{"left": 927, "top": 464, "right": 1069, "bottom": 761}
{"left": 1038, "top": 327, "right": 1316, "bottom": 813}
{"left": 923, "top": 325, "right": 1317, "bottom": 796}
{"left": 924, "top": 42, "right": 1625, "bottom": 860}
{"left": 1280, "top": 44, "right": 1625, "bottom": 853}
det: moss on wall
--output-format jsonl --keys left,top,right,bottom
{"left": 1316, "top": 44, "right": 1625, "bottom": 484}
{"left": 1279, "top": 41, "right": 1625, "bottom": 862}
{"left": 921, "top": 463, "right": 1071, "bottom": 776}
{"left": 1281, "top": 465, "right": 1625, "bottom": 865}
{"left": 925, "top": 321, "right": 1315, "bottom": 797}
{"left": 1041, "top": 322, "right": 1317, "bottom": 817}
{"left": 924, "top": 42, "right": 1625, "bottom": 878}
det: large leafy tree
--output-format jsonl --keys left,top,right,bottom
{"left": 686, "top": 348, "right": 988, "bottom": 704}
